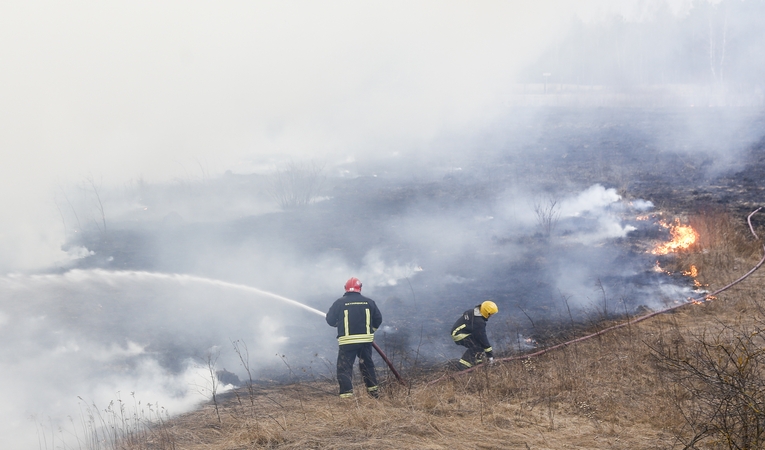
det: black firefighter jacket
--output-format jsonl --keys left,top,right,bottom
{"left": 451, "top": 306, "right": 494, "bottom": 357}
{"left": 326, "top": 292, "right": 383, "bottom": 346}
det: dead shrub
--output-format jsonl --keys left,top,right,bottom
{"left": 652, "top": 320, "right": 765, "bottom": 449}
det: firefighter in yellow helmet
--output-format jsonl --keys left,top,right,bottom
{"left": 451, "top": 301, "right": 498, "bottom": 369}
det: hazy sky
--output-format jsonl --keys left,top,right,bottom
{"left": 0, "top": 0, "right": 714, "bottom": 272}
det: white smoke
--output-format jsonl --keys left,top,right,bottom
{"left": 359, "top": 250, "right": 421, "bottom": 288}
{"left": 65, "top": 246, "right": 95, "bottom": 261}
{"left": 0, "top": 1, "right": 574, "bottom": 273}
{"left": 558, "top": 185, "right": 637, "bottom": 245}
{"left": 631, "top": 199, "right": 655, "bottom": 211}
{"left": 5, "top": 0, "right": 734, "bottom": 273}
{"left": 558, "top": 184, "right": 622, "bottom": 218}
{"left": 0, "top": 270, "right": 321, "bottom": 449}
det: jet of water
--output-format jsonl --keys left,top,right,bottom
{"left": 81, "top": 269, "right": 329, "bottom": 317}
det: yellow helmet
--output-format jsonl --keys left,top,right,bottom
{"left": 480, "top": 301, "right": 498, "bottom": 319}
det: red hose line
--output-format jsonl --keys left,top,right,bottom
{"left": 372, "top": 342, "right": 407, "bottom": 386}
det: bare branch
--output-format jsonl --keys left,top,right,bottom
{"left": 533, "top": 195, "right": 560, "bottom": 237}
{"left": 84, "top": 174, "right": 107, "bottom": 234}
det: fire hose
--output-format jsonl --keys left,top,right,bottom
{"left": 428, "top": 207, "right": 765, "bottom": 385}
{"left": 372, "top": 342, "right": 407, "bottom": 386}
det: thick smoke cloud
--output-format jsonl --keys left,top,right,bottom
{"left": 9, "top": 0, "right": 759, "bottom": 272}
{"left": 0, "top": 0, "right": 573, "bottom": 272}
{"left": 2, "top": 1, "right": 765, "bottom": 448}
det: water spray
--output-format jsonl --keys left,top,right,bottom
{"left": 181, "top": 275, "right": 406, "bottom": 386}
{"left": 94, "top": 270, "right": 327, "bottom": 316}
{"left": 40, "top": 270, "right": 407, "bottom": 386}
{"left": 134, "top": 271, "right": 408, "bottom": 386}
{"left": 149, "top": 273, "right": 409, "bottom": 386}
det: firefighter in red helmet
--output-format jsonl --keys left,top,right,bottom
{"left": 451, "top": 301, "right": 498, "bottom": 369}
{"left": 326, "top": 277, "right": 383, "bottom": 398}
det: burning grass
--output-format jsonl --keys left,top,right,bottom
{"left": 651, "top": 219, "right": 699, "bottom": 255}
{"left": 661, "top": 207, "right": 764, "bottom": 291}
{"left": 111, "top": 208, "right": 765, "bottom": 449}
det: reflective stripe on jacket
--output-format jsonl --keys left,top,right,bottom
{"left": 451, "top": 306, "right": 493, "bottom": 354}
{"left": 326, "top": 292, "right": 383, "bottom": 345}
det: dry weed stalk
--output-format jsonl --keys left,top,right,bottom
{"left": 196, "top": 348, "right": 223, "bottom": 424}
{"left": 37, "top": 393, "right": 176, "bottom": 450}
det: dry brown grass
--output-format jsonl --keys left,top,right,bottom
{"left": 129, "top": 209, "right": 765, "bottom": 450}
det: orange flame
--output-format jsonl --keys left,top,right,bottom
{"left": 651, "top": 220, "right": 698, "bottom": 255}
{"left": 681, "top": 264, "right": 707, "bottom": 288}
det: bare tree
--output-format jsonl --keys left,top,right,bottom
{"left": 231, "top": 339, "right": 257, "bottom": 412}
{"left": 191, "top": 348, "right": 223, "bottom": 424}
{"left": 708, "top": 2, "right": 730, "bottom": 84}
{"left": 53, "top": 196, "right": 68, "bottom": 238}
{"left": 84, "top": 174, "right": 107, "bottom": 234}
{"left": 207, "top": 349, "right": 222, "bottom": 424}
{"left": 58, "top": 185, "right": 83, "bottom": 233}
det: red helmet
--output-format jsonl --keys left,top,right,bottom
{"left": 344, "top": 277, "right": 362, "bottom": 292}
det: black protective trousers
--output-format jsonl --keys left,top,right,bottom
{"left": 336, "top": 343, "right": 378, "bottom": 396}
{"left": 457, "top": 335, "right": 486, "bottom": 368}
